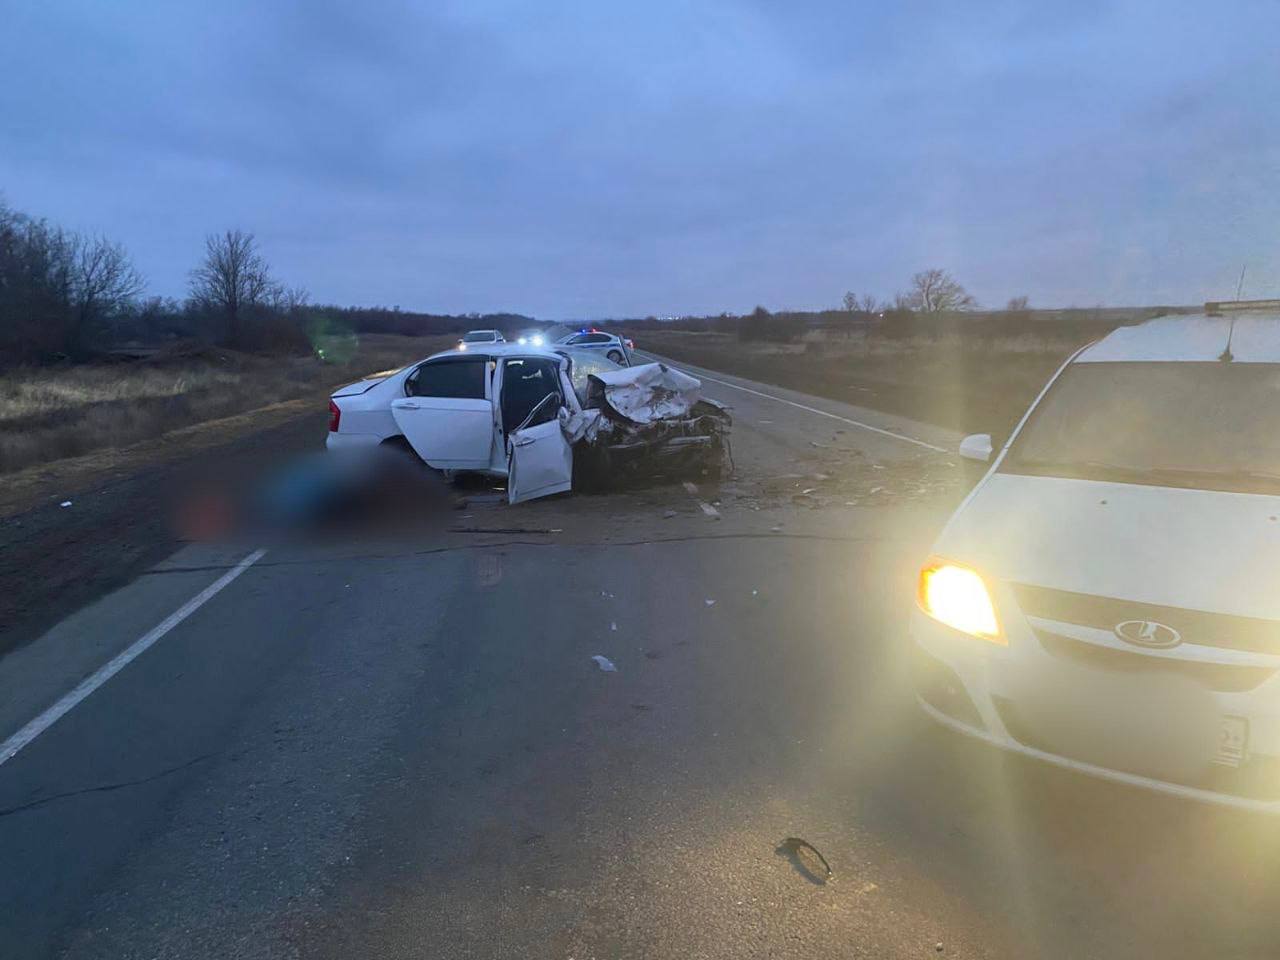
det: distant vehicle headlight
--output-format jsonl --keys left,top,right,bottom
{"left": 531, "top": 334, "right": 544, "bottom": 346}
{"left": 917, "top": 558, "right": 1002, "bottom": 642}
{"left": 458, "top": 342, "right": 468, "bottom": 351}
{"left": 517, "top": 336, "right": 527, "bottom": 345}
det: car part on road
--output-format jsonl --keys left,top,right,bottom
{"left": 775, "top": 837, "right": 832, "bottom": 884}
{"left": 591, "top": 655, "right": 617, "bottom": 672}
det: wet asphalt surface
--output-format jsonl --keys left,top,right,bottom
{"left": 2, "top": 360, "right": 1280, "bottom": 959}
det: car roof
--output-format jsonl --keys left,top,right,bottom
{"left": 1076, "top": 313, "right": 1280, "bottom": 363}
{"left": 463, "top": 329, "right": 500, "bottom": 336}
{"left": 426, "top": 343, "right": 563, "bottom": 362}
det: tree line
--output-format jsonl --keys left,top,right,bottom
{"left": 0, "top": 198, "right": 530, "bottom": 366}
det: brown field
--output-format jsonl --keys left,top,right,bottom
{"left": 0, "top": 333, "right": 453, "bottom": 476}
{"left": 638, "top": 327, "right": 1095, "bottom": 440}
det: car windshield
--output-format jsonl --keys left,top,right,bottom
{"left": 560, "top": 349, "right": 621, "bottom": 402}
{"left": 461, "top": 331, "right": 494, "bottom": 343}
{"left": 1001, "top": 361, "right": 1280, "bottom": 494}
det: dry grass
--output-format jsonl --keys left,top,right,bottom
{"left": 638, "top": 328, "right": 1088, "bottom": 437}
{"left": 0, "top": 334, "right": 452, "bottom": 475}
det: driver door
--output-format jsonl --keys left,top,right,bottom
{"left": 497, "top": 356, "right": 574, "bottom": 503}
{"left": 390, "top": 357, "right": 494, "bottom": 469}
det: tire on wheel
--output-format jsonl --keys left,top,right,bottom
{"left": 607, "top": 349, "right": 624, "bottom": 364}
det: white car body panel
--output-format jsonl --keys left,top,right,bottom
{"left": 914, "top": 312, "right": 1280, "bottom": 812}
{"left": 507, "top": 418, "right": 574, "bottom": 504}
{"left": 391, "top": 396, "right": 494, "bottom": 469}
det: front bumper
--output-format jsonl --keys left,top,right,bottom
{"left": 911, "top": 608, "right": 1280, "bottom": 814}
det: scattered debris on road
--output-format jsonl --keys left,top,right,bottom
{"left": 776, "top": 836, "right": 833, "bottom": 884}
{"left": 59, "top": 501, "right": 72, "bottom": 508}
{"left": 591, "top": 655, "right": 617, "bottom": 672}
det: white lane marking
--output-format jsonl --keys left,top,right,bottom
{"left": 0, "top": 548, "right": 267, "bottom": 767}
{"left": 637, "top": 354, "right": 946, "bottom": 453}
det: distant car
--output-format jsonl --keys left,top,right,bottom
{"left": 515, "top": 330, "right": 548, "bottom": 347}
{"left": 555, "top": 329, "right": 632, "bottom": 364}
{"left": 457, "top": 329, "right": 504, "bottom": 350}
{"left": 912, "top": 308, "right": 1280, "bottom": 812}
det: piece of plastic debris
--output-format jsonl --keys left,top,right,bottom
{"left": 59, "top": 501, "right": 72, "bottom": 508}
{"left": 663, "top": 509, "right": 678, "bottom": 518}
{"left": 759, "top": 419, "right": 773, "bottom": 424}
{"left": 801, "top": 487, "right": 817, "bottom": 495}
{"left": 699, "top": 502, "right": 720, "bottom": 519}
{"left": 869, "top": 486, "right": 884, "bottom": 495}
{"left": 600, "top": 590, "right": 614, "bottom": 599}
{"left": 770, "top": 525, "right": 783, "bottom": 532}
{"left": 591, "top": 655, "right": 617, "bottom": 672}
{"left": 610, "top": 621, "right": 618, "bottom": 631}
{"left": 751, "top": 589, "right": 759, "bottom": 596}
{"left": 705, "top": 598, "right": 716, "bottom": 606}
{"left": 776, "top": 837, "right": 833, "bottom": 883}
{"left": 682, "top": 480, "right": 699, "bottom": 494}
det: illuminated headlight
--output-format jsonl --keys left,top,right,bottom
{"left": 517, "top": 336, "right": 527, "bottom": 344}
{"left": 458, "top": 342, "right": 468, "bottom": 351}
{"left": 531, "top": 334, "right": 544, "bottom": 346}
{"left": 917, "top": 558, "right": 1002, "bottom": 642}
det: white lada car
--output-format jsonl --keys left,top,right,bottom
{"left": 912, "top": 308, "right": 1280, "bottom": 811}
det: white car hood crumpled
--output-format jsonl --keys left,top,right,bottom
{"left": 587, "top": 362, "right": 702, "bottom": 424}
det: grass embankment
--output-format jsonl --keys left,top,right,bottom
{"left": 0, "top": 333, "right": 452, "bottom": 476}
{"left": 639, "top": 329, "right": 1090, "bottom": 439}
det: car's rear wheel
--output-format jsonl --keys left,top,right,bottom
{"left": 607, "top": 349, "right": 624, "bottom": 363}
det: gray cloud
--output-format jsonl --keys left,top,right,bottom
{"left": 2, "top": 0, "right": 1277, "bottom": 317}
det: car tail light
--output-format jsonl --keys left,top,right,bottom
{"left": 328, "top": 399, "right": 341, "bottom": 432}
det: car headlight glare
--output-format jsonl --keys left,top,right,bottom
{"left": 917, "top": 558, "right": 1002, "bottom": 642}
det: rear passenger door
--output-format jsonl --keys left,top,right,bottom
{"left": 391, "top": 357, "right": 494, "bottom": 469}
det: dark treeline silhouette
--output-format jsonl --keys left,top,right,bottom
{"left": 0, "top": 199, "right": 533, "bottom": 366}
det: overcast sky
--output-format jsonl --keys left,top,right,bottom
{"left": 2, "top": 1, "right": 1278, "bottom": 318}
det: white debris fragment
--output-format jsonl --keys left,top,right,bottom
{"left": 705, "top": 598, "right": 716, "bottom": 606}
{"left": 682, "top": 480, "right": 699, "bottom": 495}
{"left": 59, "top": 501, "right": 72, "bottom": 508}
{"left": 600, "top": 590, "right": 615, "bottom": 599}
{"left": 610, "top": 621, "right": 618, "bottom": 631}
{"left": 591, "top": 655, "right": 617, "bottom": 672}
{"left": 699, "top": 502, "right": 720, "bottom": 519}
{"left": 870, "top": 486, "right": 884, "bottom": 495}
{"left": 751, "top": 589, "right": 759, "bottom": 596}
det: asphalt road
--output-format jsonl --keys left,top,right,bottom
{"left": 2, "top": 359, "right": 1279, "bottom": 959}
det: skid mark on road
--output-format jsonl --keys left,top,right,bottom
{"left": 636, "top": 353, "right": 946, "bottom": 453}
{"left": 0, "top": 548, "right": 267, "bottom": 767}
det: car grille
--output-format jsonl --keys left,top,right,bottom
{"left": 1034, "top": 630, "right": 1276, "bottom": 693}
{"left": 1012, "top": 583, "right": 1280, "bottom": 657}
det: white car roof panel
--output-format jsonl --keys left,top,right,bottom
{"left": 1077, "top": 314, "right": 1280, "bottom": 363}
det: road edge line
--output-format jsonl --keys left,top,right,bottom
{"left": 0, "top": 547, "right": 267, "bottom": 767}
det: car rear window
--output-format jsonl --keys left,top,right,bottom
{"left": 406, "top": 358, "right": 486, "bottom": 399}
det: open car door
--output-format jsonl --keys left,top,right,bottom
{"left": 391, "top": 398, "right": 493, "bottom": 470}
{"left": 507, "top": 397, "right": 573, "bottom": 504}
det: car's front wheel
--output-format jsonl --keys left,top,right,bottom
{"left": 607, "top": 349, "right": 624, "bottom": 363}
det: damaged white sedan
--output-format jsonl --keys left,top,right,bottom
{"left": 326, "top": 344, "right": 730, "bottom": 503}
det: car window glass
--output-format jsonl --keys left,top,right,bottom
{"left": 406, "top": 359, "right": 486, "bottom": 399}
{"left": 565, "top": 351, "right": 620, "bottom": 402}
{"left": 501, "top": 357, "right": 562, "bottom": 433}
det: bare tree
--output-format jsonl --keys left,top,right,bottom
{"left": 842, "top": 291, "right": 882, "bottom": 315}
{"left": 189, "top": 229, "right": 280, "bottom": 343}
{"left": 70, "top": 235, "right": 144, "bottom": 349}
{"left": 903, "top": 269, "right": 977, "bottom": 312}
{"left": 1006, "top": 295, "right": 1030, "bottom": 312}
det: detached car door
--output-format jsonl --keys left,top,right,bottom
{"left": 498, "top": 356, "right": 574, "bottom": 503}
{"left": 391, "top": 356, "right": 494, "bottom": 469}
